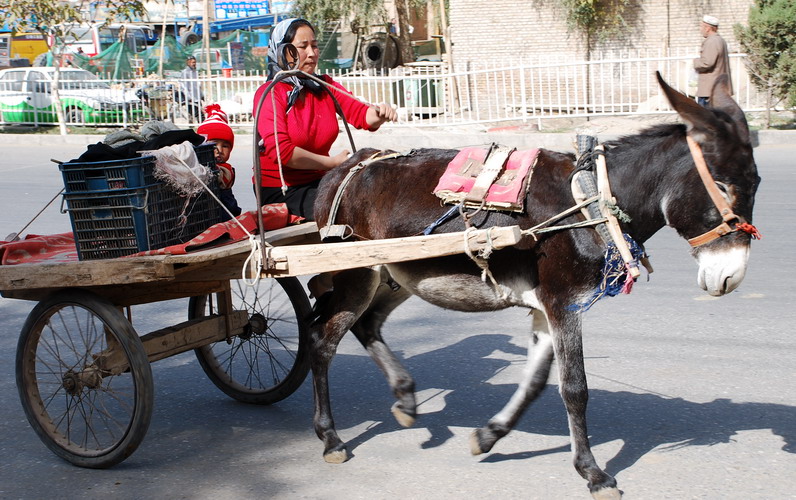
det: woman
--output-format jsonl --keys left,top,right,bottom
{"left": 254, "top": 18, "right": 397, "bottom": 220}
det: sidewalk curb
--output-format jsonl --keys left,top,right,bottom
{"left": 0, "top": 128, "right": 792, "bottom": 151}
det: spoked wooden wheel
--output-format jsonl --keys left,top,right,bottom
{"left": 16, "top": 290, "right": 153, "bottom": 468}
{"left": 190, "top": 277, "right": 312, "bottom": 405}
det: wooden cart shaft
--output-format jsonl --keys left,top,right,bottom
{"left": 0, "top": 222, "right": 523, "bottom": 305}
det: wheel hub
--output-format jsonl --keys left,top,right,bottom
{"left": 62, "top": 371, "right": 83, "bottom": 395}
{"left": 62, "top": 366, "right": 103, "bottom": 395}
{"left": 248, "top": 313, "right": 267, "bottom": 336}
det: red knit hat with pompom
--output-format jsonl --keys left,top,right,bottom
{"left": 197, "top": 103, "right": 234, "bottom": 148}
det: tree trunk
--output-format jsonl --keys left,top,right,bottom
{"left": 765, "top": 83, "right": 772, "bottom": 129}
{"left": 53, "top": 51, "right": 67, "bottom": 136}
{"left": 395, "top": 0, "right": 415, "bottom": 65}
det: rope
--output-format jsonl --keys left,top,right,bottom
{"left": 462, "top": 225, "right": 507, "bottom": 300}
{"left": 176, "top": 156, "right": 266, "bottom": 285}
{"left": 271, "top": 88, "right": 289, "bottom": 195}
{"left": 520, "top": 195, "right": 602, "bottom": 240}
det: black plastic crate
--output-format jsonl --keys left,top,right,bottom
{"left": 59, "top": 155, "right": 158, "bottom": 193}
{"left": 59, "top": 143, "right": 216, "bottom": 193}
{"left": 64, "top": 180, "right": 221, "bottom": 260}
{"left": 61, "top": 143, "right": 222, "bottom": 260}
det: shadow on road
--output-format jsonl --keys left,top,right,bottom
{"left": 205, "top": 332, "right": 794, "bottom": 476}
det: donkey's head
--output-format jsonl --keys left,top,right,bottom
{"left": 657, "top": 72, "right": 760, "bottom": 296}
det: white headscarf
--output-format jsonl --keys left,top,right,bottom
{"left": 267, "top": 18, "right": 323, "bottom": 110}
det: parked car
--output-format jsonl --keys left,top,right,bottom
{"left": 0, "top": 67, "right": 145, "bottom": 126}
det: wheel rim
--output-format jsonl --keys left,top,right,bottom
{"left": 20, "top": 303, "right": 138, "bottom": 458}
{"left": 194, "top": 278, "right": 307, "bottom": 396}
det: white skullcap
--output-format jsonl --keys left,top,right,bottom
{"left": 702, "top": 15, "right": 719, "bottom": 27}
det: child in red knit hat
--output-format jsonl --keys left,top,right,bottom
{"left": 197, "top": 103, "right": 242, "bottom": 220}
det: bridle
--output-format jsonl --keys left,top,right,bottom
{"left": 684, "top": 135, "right": 761, "bottom": 247}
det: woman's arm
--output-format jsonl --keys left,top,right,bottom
{"left": 287, "top": 147, "right": 350, "bottom": 171}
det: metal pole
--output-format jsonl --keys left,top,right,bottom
{"left": 203, "top": 0, "right": 212, "bottom": 101}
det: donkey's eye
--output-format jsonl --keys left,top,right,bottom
{"left": 715, "top": 182, "right": 729, "bottom": 195}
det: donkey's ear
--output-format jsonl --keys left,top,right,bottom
{"left": 710, "top": 74, "right": 750, "bottom": 144}
{"left": 656, "top": 71, "right": 719, "bottom": 144}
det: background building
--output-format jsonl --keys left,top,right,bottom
{"left": 448, "top": 0, "right": 754, "bottom": 69}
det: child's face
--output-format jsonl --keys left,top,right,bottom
{"left": 210, "top": 139, "right": 232, "bottom": 164}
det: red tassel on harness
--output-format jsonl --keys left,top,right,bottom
{"left": 736, "top": 222, "right": 762, "bottom": 240}
{"left": 621, "top": 265, "right": 635, "bottom": 294}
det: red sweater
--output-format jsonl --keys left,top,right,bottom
{"left": 254, "top": 75, "right": 373, "bottom": 188}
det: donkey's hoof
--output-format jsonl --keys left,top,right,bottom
{"left": 469, "top": 430, "right": 484, "bottom": 455}
{"left": 323, "top": 448, "right": 350, "bottom": 464}
{"left": 391, "top": 402, "right": 416, "bottom": 427}
{"left": 591, "top": 486, "right": 621, "bottom": 500}
{"left": 470, "top": 428, "right": 499, "bottom": 455}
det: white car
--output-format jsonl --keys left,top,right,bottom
{"left": 0, "top": 67, "right": 146, "bottom": 125}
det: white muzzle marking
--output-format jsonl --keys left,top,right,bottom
{"left": 696, "top": 245, "right": 750, "bottom": 296}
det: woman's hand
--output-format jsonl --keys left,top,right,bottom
{"left": 328, "top": 150, "right": 352, "bottom": 169}
{"left": 366, "top": 103, "right": 398, "bottom": 130}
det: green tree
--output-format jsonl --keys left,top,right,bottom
{"left": 560, "top": 0, "right": 634, "bottom": 54}
{"left": 2, "top": 0, "right": 145, "bottom": 134}
{"left": 734, "top": 0, "right": 796, "bottom": 128}
{"left": 291, "top": 0, "right": 429, "bottom": 66}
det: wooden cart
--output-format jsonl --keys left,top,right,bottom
{"left": 0, "top": 221, "right": 522, "bottom": 468}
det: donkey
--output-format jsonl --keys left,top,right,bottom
{"left": 307, "top": 73, "right": 759, "bottom": 498}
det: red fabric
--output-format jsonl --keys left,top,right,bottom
{"left": 130, "top": 203, "right": 303, "bottom": 256}
{"left": 254, "top": 75, "right": 372, "bottom": 188}
{"left": 0, "top": 233, "right": 78, "bottom": 265}
{"left": 0, "top": 204, "right": 302, "bottom": 264}
{"left": 433, "top": 147, "right": 539, "bottom": 208}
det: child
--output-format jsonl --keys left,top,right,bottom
{"left": 197, "top": 104, "right": 242, "bottom": 221}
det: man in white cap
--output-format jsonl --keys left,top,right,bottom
{"left": 693, "top": 14, "right": 732, "bottom": 107}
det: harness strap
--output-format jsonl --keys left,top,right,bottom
{"left": 319, "top": 150, "right": 411, "bottom": 242}
{"left": 685, "top": 135, "right": 761, "bottom": 246}
{"left": 593, "top": 145, "right": 641, "bottom": 279}
{"left": 463, "top": 146, "right": 515, "bottom": 204}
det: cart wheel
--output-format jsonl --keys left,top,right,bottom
{"left": 190, "top": 277, "right": 312, "bottom": 405}
{"left": 15, "top": 290, "right": 153, "bottom": 468}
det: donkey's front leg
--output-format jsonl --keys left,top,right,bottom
{"left": 552, "top": 311, "right": 620, "bottom": 500}
{"left": 471, "top": 310, "right": 554, "bottom": 454}
{"left": 310, "top": 267, "right": 382, "bottom": 464}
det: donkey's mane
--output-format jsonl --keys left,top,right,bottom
{"left": 603, "top": 123, "right": 686, "bottom": 149}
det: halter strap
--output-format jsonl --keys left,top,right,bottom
{"left": 684, "top": 135, "right": 761, "bottom": 247}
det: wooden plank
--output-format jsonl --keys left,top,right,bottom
{"left": 264, "top": 225, "right": 524, "bottom": 277}
{"left": 0, "top": 259, "right": 175, "bottom": 292}
{"left": 0, "top": 280, "right": 229, "bottom": 305}
{"left": 140, "top": 310, "right": 249, "bottom": 363}
{"left": 95, "top": 311, "right": 249, "bottom": 373}
{"left": 0, "top": 223, "right": 320, "bottom": 295}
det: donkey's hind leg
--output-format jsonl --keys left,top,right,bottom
{"left": 350, "top": 267, "right": 415, "bottom": 427}
{"left": 310, "top": 267, "right": 383, "bottom": 464}
{"left": 471, "top": 310, "right": 555, "bottom": 454}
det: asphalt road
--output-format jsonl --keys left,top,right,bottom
{"left": 0, "top": 138, "right": 794, "bottom": 500}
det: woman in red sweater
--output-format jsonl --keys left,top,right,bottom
{"left": 254, "top": 18, "right": 397, "bottom": 219}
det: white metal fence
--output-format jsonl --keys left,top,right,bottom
{"left": 0, "top": 50, "right": 774, "bottom": 130}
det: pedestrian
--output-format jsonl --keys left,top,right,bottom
{"left": 252, "top": 17, "right": 397, "bottom": 221}
{"left": 179, "top": 55, "right": 204, "bottom": 123}
{"left": 693, "top": 14, "right": 732, "bottom": 107}
{"left": 196, "top": 103, "right": 242, "bottom": 221}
